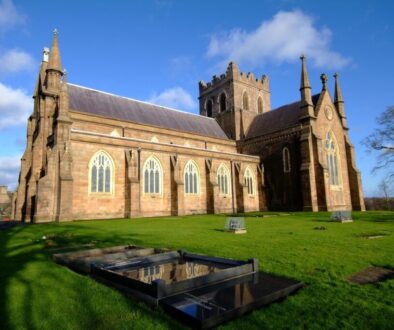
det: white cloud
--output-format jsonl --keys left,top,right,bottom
{"left": 206, "top": 10, "right": 351, "bottom": 70}
{"left": 0, "top": 155, "right": 21, "bottom": 190}
{"left": 0, "top": 49, "right": 36, "bottom": 74}
{"left": 148, "top": 87, "right": 196, "bottom": 110}
{"left": 0, "top": 0, "right": 25, "bottom": 32}
{"left": 0, "top": 82, "right": 32, "bottom": 129}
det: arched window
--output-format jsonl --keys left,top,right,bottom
{"left": 219, "top": 93, "right": 226, "bottom": 112}
{"left": 258, "top": 97, "right": 264, "bottom": 114}
{"left": 89, "top": 151, "right": 114, "bottom": 193}
{"left": 243, "top": 92, "right": 249, "bottom": 110}
{"left": 206, "top": 99, "right": 213, "bottom": 117}
{"left": 325, "top": 132, "right": 341, "bottom": 186}
{"left": 244, "top": 167, "right": 255, "bottom": 195}
{"left": 283, "top": 147, "right": 291, "bottom": 173}
{"left": 143, "top": 156, "right": 162, "bottom": 194}
{"left": 217, "top": 164, "right": 231, "bottom": 195}
{"left": 184, "top": 160, "right": 199, "bottom": 194}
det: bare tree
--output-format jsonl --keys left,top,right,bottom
{"left": 363, "top": 106, "right": 394, "bottom": 182}
{"left": 378, "top": 179, "right": 392, "bottom": 210}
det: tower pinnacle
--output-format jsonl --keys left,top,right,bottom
{"left": 300, "top": 55, "right": 311, "bottom": 91}
{"left": 47, "top": 28, "right": 62, "bottom": 73}
{"left": 333, "top": 72, "right": 344, "bottom": 104}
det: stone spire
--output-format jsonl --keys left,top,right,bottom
{"left": 333, "top": 73, "right": 348, "bottom": 128}
{"left": 47, "top": 29, "right": 62, "bottom": 72}
{"left": 299, "top": 55, "right": 314, "bottom": 118}
{"left": 45, "top": 29, "right": 63, "bottom": 92}
{"left": 333, "top": 72, "right": 344, "bottom": 105}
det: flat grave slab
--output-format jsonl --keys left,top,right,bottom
{"left": 347, "top": 266, "right": 394, "bottom": 284}
{"left": 160, "top": 272, "right": 303, "bottom": 329}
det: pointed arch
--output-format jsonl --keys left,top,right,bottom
{"left": 244, "top": 166, "right": 255, "bottom": 196}
{"left": 184, "top": 160, "right": 200, "bottom": 194}
{"left": 219, "top": 92, "right": 226, "bottom": 112}
{"left": 143, "top": 156, "right": 163, "bottom": 194}
{"left": 206, "top": 99, "right": 213, "bottom": 117}
{"left": 217, "top": 163, "right": 231, "bottom": 195}
{"left": 325, "top": 131, "right": 341, "bottom": 186}
{"left": 89, "top": 150, "right": 115, "bottom": 194}
{"left": 257, "top": 96, "right": 264, "bottom": 114}
{"left": 242, "top": 91, "right": 249, "bottom": 110}
{"left": 282, "top": 147, "right": 291, "bottom": 173}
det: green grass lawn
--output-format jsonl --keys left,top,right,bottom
{"left": 1, "top": 211, "right": 394, "bottom": 329}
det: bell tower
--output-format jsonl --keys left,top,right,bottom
{"left": 198, "top": 62, "right": 271, "bottom": 140}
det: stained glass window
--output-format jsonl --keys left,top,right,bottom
{"left": 184, "top": 161, "right": 199, "bottom": 194}
{"left": 217, "top": 164, "right": 231, "bottom": 195}
{"left": 244, "top": 167, "right": 255, "bottom": 195}
{"left": 143, "top": 157, "right": 162, "bottom": 194}
{"left": 90, "top": 151, "right": 113, "bottom": 193}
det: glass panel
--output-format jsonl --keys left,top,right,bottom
{"left": 144, "top": 169, "right": 149, "bottom": 193}
{"left": 98, "top": 166, "right": 104, "bottom": 192}
{"left": 189, "top": 172, "right": 193, "bottom": 194}
{"left": 155, "top": 170, "right": 160, "bottom": 193}
{"left": 224, "top": 175, "right": 228, "bottom": 194}
{"left": 105, "top": 166, "right": 111, "bottom": 192}
{"left": 91, "top": 165, "right": 97, "bottom": 192}
{"left": 185, "top": 172, "right": 189, "bottom": 193}
{"left": 150, "top": 170, "right": 154, "bottom": 193}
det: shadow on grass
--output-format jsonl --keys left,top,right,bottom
{"left": 0, "top": 223, "right": 183, "bottom": 329}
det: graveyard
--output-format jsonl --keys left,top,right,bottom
{"left": 1, "top": 211, "right": 393, "bottom": 329}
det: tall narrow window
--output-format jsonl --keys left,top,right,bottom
{"left": 243, "top": 92, "right": 249, "bottom": 110}
{"left": 206, "top": 99, "right": 213, "bottom": 117}
{"left": 219, "top": 93, "right": 226, "bottom": 112}
{"left": 184, "top": 160, "right": 199, "bottom": 194}
{"left": 217, "top": 164, "right": 231, "bottom": 195}
{"left": 89, "top": 151, "right": 114, "bottom": 193}
{"left": 244, "top": 167, "right": 255, "bottom": 195}
{"left": 258, "top": 97, "right": 264, "bottom": 114}
{"left": 325, "top": 132, "right": 341, "bottom": 186}
{"left": 283, "top": 147, "right": 291, "bottom": 173}
{"left": 143, "top": 156, "right": 162, "bottom": 194}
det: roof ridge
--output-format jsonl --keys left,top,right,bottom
{"left": 67, "top": 83, "right": 216, "bottom": 120}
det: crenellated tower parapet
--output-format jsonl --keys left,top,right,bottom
{"left": 199, "top": 61, "right": 271, "bottom": 140}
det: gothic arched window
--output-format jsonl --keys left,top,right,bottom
{"left": 283, "top": 147, "right": 291, "bottom": 173}
{"left": 206, "top": 99, "right": 213, "bottom": 117}
{"left": 244, "top": 167, "right": 255, "bottom": 195}
{"left": 219, "top": 93, "right": 226, "bottom": 112}
{"left": 217, "top": 164, "right": 231, "bottom": 195}
{"left": 184, "top": 160, "right": 199, "bottom": 194}
{"left": 258, "top": 97, "right": 264, "bottom": 114}
{"left": 325, "top": 132, "right": 341, "bottom": 186}
{"left": 89, "top": 151, "right": 114, "bottom": 193}
{"left": 243, "top": 92, "right": 249, "bottom": 110}
{"left": 143, "top": 156, "right": 163, "bottom": 194}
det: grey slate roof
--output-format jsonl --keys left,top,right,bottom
{"left": 246, "top": 93, "right": 321, "bottom": 139}
{"left": 67, "top": 83, "right": 229, "bottom": 140}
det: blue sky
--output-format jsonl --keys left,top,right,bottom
{"left": 0, "top": 0, "right": 393, "bottom": 196}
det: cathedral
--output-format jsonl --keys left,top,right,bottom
{"left": 11, "top": 31, "right": 365, "bottom": 222}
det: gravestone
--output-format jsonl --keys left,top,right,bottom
{"left": 331, "top": 211, "right": 353, "bottom": 223}
{"left": 225, "top": 217, "right": 246, "bottom": 234}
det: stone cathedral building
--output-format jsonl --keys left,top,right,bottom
{"left": 12, "top": 32, "right": 365, "bottom": 222}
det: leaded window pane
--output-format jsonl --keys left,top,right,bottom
{"left": 185, "top": 172, "right": 189, "bottom": 193}
{"left": 91, "top": 165, "right": 97, "bottom": 192}
{"left": 150, "top": 170, "right": 154, "bottom": 193}
{"left": 193, "top": 173, "right": 197, "bottom": 194}
{"left": 98, "top": 166, "right": 104, "bottom": 192}
{"left": 105, "top": 166, "right": 111, "bottom": 192}
{"left": 144, "top": 169, "right": 149, "bottom": 193}
{"left": 155, "top": 170, "right": 160, "bottom": 193}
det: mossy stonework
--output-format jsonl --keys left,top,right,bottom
{"left": 12, "top": 33, "right": 364, "bottom": 222}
